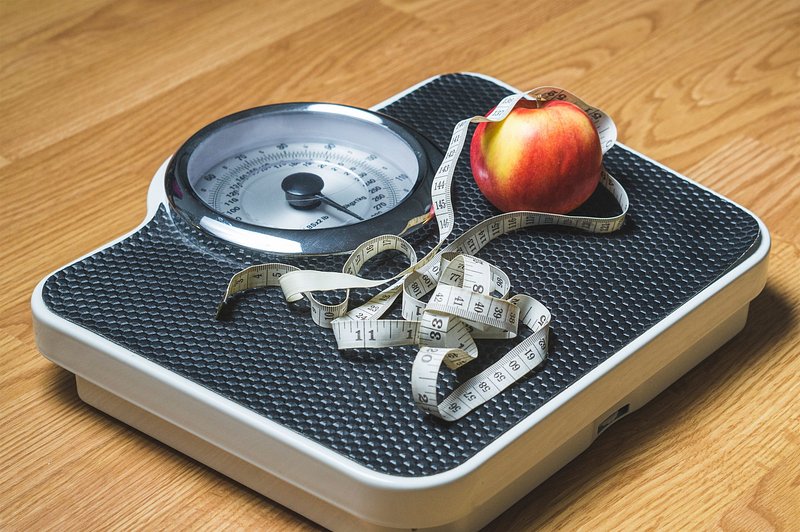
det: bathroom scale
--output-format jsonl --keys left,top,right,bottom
{"left": 32, "top": 73, "right": 769, "bottom": 531}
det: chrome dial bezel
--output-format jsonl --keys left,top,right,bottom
{"left": 166, "top": 102, "right": 440, "bottom": 255}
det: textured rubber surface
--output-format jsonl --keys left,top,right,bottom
{"left": 43, "top": 74, "right": 760, "bottom": 476}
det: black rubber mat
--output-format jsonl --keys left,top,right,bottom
{"left": 42, "top": 73, "right": 760, "bottom": 476}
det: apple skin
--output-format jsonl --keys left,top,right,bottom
{"left": 469, "top": 99, "right": 602, "bottom": 214}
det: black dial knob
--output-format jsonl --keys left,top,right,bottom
{"left": 282, "top": 172, "right": 325, "bottom": 210}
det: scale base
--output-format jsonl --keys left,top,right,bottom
{"left": 33, "top": 73, "right": 770, "bottom": 531}
{"left": 75, "top": 302, "right": 751, "bottom": 531}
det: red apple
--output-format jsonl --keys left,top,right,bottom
{"left": 469, "top": 99, "right": 602, "bottom": 214}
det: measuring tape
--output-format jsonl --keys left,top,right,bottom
{"left": 217, "top": 86, "right": 628, "bottom": 421}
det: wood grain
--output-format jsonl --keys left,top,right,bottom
{"left": 1, "top": 0, "right": 798, "bottom": 529}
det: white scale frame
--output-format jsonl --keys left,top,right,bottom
{"left": 32, "top": 74, "right": 770, "bottom": 531}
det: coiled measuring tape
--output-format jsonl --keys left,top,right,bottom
{"left": 217, "top": 86, "right": 628, "bottom": 421}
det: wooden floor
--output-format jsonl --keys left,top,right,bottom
{"left": 2, "top": 0, "right": 798, "bottom": 530}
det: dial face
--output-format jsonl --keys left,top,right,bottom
{"left": 166, "top": 103, "right": 440, "bottom": 255}
{"left": 195, "top": 142, "right": 416, "bottom": 230}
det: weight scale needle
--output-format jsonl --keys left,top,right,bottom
{"left": 281, "top": 172, "right": 365, "bottom": 222}
{"left": 315, "top": 194, "right": 365, "bottom": 221}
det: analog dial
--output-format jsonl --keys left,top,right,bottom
{"left": 166, "top": 103, "right": 440, "bottom": 255}
{"left": 196, "top": 142, "right": 415, "bottom": 230}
